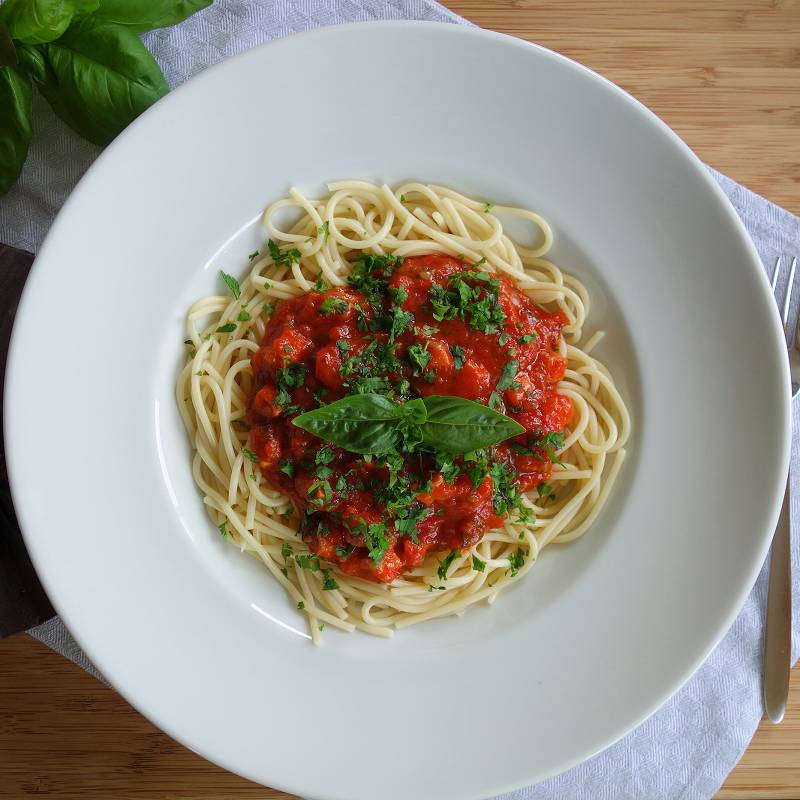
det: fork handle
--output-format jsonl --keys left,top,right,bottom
{"left": 764, "top": 475, "right": 792, "bottom": 723}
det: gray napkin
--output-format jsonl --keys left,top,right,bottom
{"left": 3, "top": 2, "right": 798, "bottom": 798}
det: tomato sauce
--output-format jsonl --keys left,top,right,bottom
{"left": 248, "top": 254, "right": 572, "bottom": 583}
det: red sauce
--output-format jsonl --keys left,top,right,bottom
{"left": 248, "top": 254, "right": 572, "bottom": 583}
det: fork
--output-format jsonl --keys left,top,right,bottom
{"left": 764, "top": 255, "right": 796, "bottom": 724}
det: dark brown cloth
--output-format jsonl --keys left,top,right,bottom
{"left": 0, "top": 244, "right": 54, "bottom": 636}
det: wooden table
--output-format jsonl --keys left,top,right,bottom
{"left": 1, "top": 1, "right": 799, "bottom": 797}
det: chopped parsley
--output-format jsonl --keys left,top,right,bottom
{"left": 321, "top": 569, "right": 339, "bottom": 591}
{"left": 319, "top": 297, "right": 349, "bottom": 316}
{"left": 267, "top": 239, "right": 302, "bottom": 267}
{"left": 242, "top": 448, "right": 260, "bottom": 463}
{"left": 314, "top": 275, "right": 331, "bottom": 292}
{"left": 217, "top": 522, "right": 228, "bottom": 538}
{"left": 359, "top": 521, "right": 390, "bottom": 565}
{"left": 472, "top": 554, "right": 486, "bottom": 572}
{"left": 392, "top": 285, "right": 408, "bottom": 304}
{"left": 307, "top": 479, "right": 333, "bottom": 507}
{"left": 248, "top": 250, "right": 259, "bottom": 261}
{"left": 437, "top": 549, "right": 459, "bottom": 580}
{"left": 508, "top": 548, "right": 526, "bottom": 576}
{"left": 483, "top": 202, "right": 494, "bottom": 213}
{"left": 437, "top": 456, "right": 460, "bottom": 484}
{"left": 219, "top": 270, "right": 241, "bottom": 299}
{"left": 534, "top": 431, "right": 565, "bottom": 463}
{"left": 279, "top": 460, "right": 296, "bottom": 476}
{"left": 497, "top": 360, "right": 520, "bottom": 391}
{"left": 407, "top": 342, "right": 431, "bottom": 375}
{"left": 216, "top": 323, "right": 237, "bottom": 333}
{"left": 489, "top": 461, "right": 522, "bottom": 516}
{"left": 297, "top": 600, "right": 305, "bottom": 610}
{"left": 450, "top": 344, "right": 466, "bottom": 370}
{"left": 519, "top": 332, "right": 537, "bottom": 344}
{"left": 315, "top": 446, "right": 334, "bottom": 466}
{"left": 237, "top": 309, "right": 252, "bottom": 322}
{"left": 537, "top": 483, "right": 553, "bottom": 498}
{"left": 296, "top": 553, "right": 321, "bottom": 572}
{"left": 428, "top": 271, "right": 506, "bottom": 334}
{"left": 389, "top": 305, "right": 414, "bottom": 343}
{"left": 318, "top": 221, "right": 330, "bottom": 242}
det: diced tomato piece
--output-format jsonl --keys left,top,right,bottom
{"left": 252, "top": 384, "right": 282, "bottom": 418}
{"left": 263, "top": 324, "right": 314, "bottom": 370}
{"left": 315, "top": 343, "right": 344, "bottom": 390}
{"left": 547, "top": 354, "right": 568, "bottom": 382}
{"left": 249, "top": 424, "right": 282, "bottom": 469}
{"left": 451, "top": 359, "right": 492, "bottom": 402}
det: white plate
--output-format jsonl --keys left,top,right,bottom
{"left": 5, "top": 22, "right": 790, "bottom": 800}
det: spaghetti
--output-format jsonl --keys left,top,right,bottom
{"left": 177, "top": 181, "right": 630, "bottom": 642}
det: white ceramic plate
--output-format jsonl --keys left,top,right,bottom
{"left": 5, "top": 22, "right": 790, "bottom": 800}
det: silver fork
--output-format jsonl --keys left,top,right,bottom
{"left": 764, "top": 255, "right": 797, "bottom": 724}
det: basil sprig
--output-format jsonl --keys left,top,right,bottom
{"left": 293, "top": 393, "right": 524, "bottom": 456}
{"left": 0, "top": 0, "right": 212, "bottom": 195}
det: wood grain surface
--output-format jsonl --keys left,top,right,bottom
{"left": 1, "top": 1, "right": 799, "bottom": 798}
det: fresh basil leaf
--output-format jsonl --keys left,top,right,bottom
{"left": 0, "top": 23, "right": 17, "bottom": 67}
{"left": 14, "top": 41, "right": 50, "bottom": 82}
{"left": 420, "top": 395, "right": 524, "bottom": 454}
{"left": 292, "top": 393, "right": 401, "bottom": 455}
{"left": 394, "top": 397, "right": 427, "bottom": 425}
{"left": 38, "top": 18, "right": 168, "bottom": 146}
{"left": 0, "top": 66, "right": 32, "bottom": 196}
{"left": 0, "top": 0, "right": 99, "bottom": 45}
{"left": 91, "top": 0, "right": 212, "bottom": 32}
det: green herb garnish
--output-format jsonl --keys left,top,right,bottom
{"left": 319, "top": 297, "right": 349, "bottom": 316}
{"left": 496, "top": 360, "right": 520, "bottom": 391}
{"left": 267, "top": 239, "right": 302, "bottom": 267}
{"left": 0, "top": 1, "right": 212, "bottom": 197}
{"left": 508, "top": 548, "right": 526, "bottom": 576}
{"left": 219, "top": 270, "right": 241, "bottom": 299}
{"left": 437, "top": 549, "right": 459, "bottom": 580}
{"left": 292, "top": 393, "right": 523, "bottom": 456}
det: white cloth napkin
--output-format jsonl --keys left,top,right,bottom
{"left": 3, "top": 2, "right": 798, "bottom": 798}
